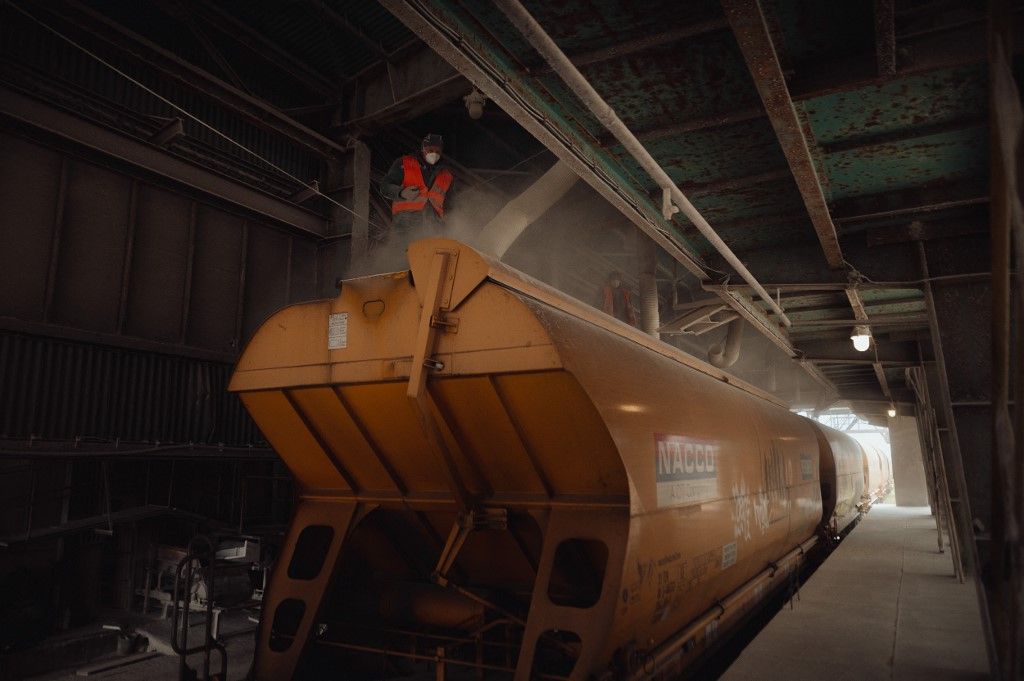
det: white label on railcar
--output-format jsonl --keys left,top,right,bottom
{"left": 721, "top": 541, "right": 737, "bottom": 569}
{"left": 328, "top": 312, "right": 348, "bottom": 349}
{"left": 654, "top": 434, "right": 719, "bottom": 508}
{"left": 800, "top": 454, "right": 815, "bottom": 481}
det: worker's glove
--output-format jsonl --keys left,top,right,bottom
{"left": 400, "top": 186, "right": 420, "bottom": 200}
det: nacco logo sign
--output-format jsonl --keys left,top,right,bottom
{"left": 654, "top": 434, "right": 719, "bottom": 508}
{"left": 655, "top": 434, "right": 718, "bottom": 481}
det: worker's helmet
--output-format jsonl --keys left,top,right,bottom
{"left": 422, "top": 133, "right": 444, "bottom": 149}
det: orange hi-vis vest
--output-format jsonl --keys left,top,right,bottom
{"left": 392, "top": 155, "right": 454, "bottom": 217}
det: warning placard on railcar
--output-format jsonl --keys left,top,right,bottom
{"left": 328, "top": 312, "right": 348, "bottom": 350}
{"left": 655, "top": 434, "right": 719, "bottom": 508}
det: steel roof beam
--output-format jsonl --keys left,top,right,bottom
{"left": 607, "top": 107, "right": 764, "bottom": 145}
{"left": 796, "top": 338, "right": 918, "bottom": 364}
{"left": 709, "top": 281, "right": 908, "bottom": 293}
{"left": 155, "top": 0, "right": 251, "bottom": 93}
{"left": 820, "top": 116, "right": 986, "bottom": 155}
{"left": 303, "top": 0, "right": 389, "bottom": 61}
{"left": 873, "top": 361, "right": 893, "bottom": 398}
{"left": 874, "top": 0, "right": 897, "bottom": 76}
{"left": 722, "top": 0, "right": 844, "bottom": 269}
{"left": 809, "top": 358, "right": 918, "bottom": 366}
{"left": 608, "top": 21, "right": 1012, "bottom": 146}
{"left": 39, "top": 1, "right": 351, "bottom": 158}
{"left": 837, "top": 196, "right": 989, "bottom": 224}
{"left": 0, "top": 85, "right": 329, "bottom": 237}
{"left": 537, "top": 18, "right": 730, "bottom": 72}
{"left": 678, "top": 168, "right": 791, "bottom": 197}
{"left": 790, "top": 11, "right": 1024, "bottom": 100}
{"left": 789, "top": 316, "right": 928, "bottom": 328}
{"left": 786, "top": 296, "right": 924, "bottom": 313}
{"left": 845, "top": 287, "right": 870, "bottom": 322}
{"left": 183, "top": 1, "right": 340, "bottom": 97}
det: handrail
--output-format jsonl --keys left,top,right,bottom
{"left": 171, "top": 535, "right": 228, "bottom": 681}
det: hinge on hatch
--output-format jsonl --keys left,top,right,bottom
{"left": 430, "top": 314, "right": 459, "bottom": 332}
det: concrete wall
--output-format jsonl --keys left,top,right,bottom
{"left": 889, "top": 415, "right": 930, "bottom": 507}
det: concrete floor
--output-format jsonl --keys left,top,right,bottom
{"left": 721, "top": 504, "right": 990, "bottom": 681}
{"left": 27, "top": 608, "right": 257, "bottom": 681}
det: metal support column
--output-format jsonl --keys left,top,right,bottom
{"left": 350, "top": 141, "right": 372, "bottom": 265}
{"left": 919, "top": 239, "right": 999, "bottom": 673}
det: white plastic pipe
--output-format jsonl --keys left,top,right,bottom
{"left": 473, "top": 160, "right": 578, "bottom": 258}
{"left": 708, "top": 318, "right": 744, "bottom": 368}
{"left": 493, "top": 0, "right": 791, "bottom": 327}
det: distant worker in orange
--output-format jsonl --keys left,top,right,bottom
{"left": 601, "top": 270, "right": 637, "bottom": 325}
{"left": 381, "top": 133, "right": 454, "bottom": 237}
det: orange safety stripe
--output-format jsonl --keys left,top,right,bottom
{"left": 392, "top": 155, "right": 453, "bottom": 217}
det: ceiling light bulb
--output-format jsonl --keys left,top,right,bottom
{"left": 850, "top": 325, "right": 871, "bottom": 352}
{"left": 887, "top": 405, "right": 897, "bottom": 418}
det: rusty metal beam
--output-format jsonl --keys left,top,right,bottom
{"left": 820, "top": 116, "right": 986, "bottom": 154}
{"left": 680, "top": 168, "right": 791, "bottom": 197}
{"left": 790, "top": 11, "right": 1024, "bottom": 100}
{"left": 619, "top": 107, "right": 763, "bottom": 144}
{"left": 608, "top": 13, "right": 1021, "bottom": 143}
{"left": 789, "top": 316, "right": 928, "bottom": 328}
{"left": 806, "top": 357, "right": 918, "bottom": 366}
{"left": 544, "top": 18, "right": 729, "bottom": 72}
{"left": 874, "top": 0, "right": 897, "bottom": 76}
{"left": 837, "top": 196, "right": 989, "bottom": 224}
{"left": 845, "top": 287, "right": 870, "bottom": 322}
{"left": 866, "top": 217, "right": 988, "bottom": 246}
{"left": 873, "top": 361, "right": 893, "bottom": 399}
{"left": 722, "top": 0, "right": 844, "bottom": 269}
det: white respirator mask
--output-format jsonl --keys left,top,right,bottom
{"left": 424, "top": 152, "right": 441, "bottom": 165}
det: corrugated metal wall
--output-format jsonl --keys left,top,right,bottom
{"left": 0, "top": 331, "right": 258, "bottom": 445}
{"left": 0, "top": 130, "right": 323, "bottom": 354}
{"left": 0, "top": 130, "right": 333, "bottom": 447}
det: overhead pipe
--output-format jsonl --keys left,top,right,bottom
{"left": 473, "top": 160, "right": 579, "bottom": 258}
{"left": 492, "top": 0, "right": 791, "bottom": 328}
{"left": 708, "top": 319, "right": 744, "bottom": 368}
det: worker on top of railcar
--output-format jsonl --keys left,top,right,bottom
{"left": 600, "top": 270, "right": 637, "bottom": 326}
{"left": 381, "top": 133, "right": 455, "bottom": 236}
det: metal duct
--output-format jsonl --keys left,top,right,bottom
{"left": 708, "top": 319, "right": 744, "bottom": 368}
{"left": 473, "top": 160, "right": 578, "bottom": 258}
